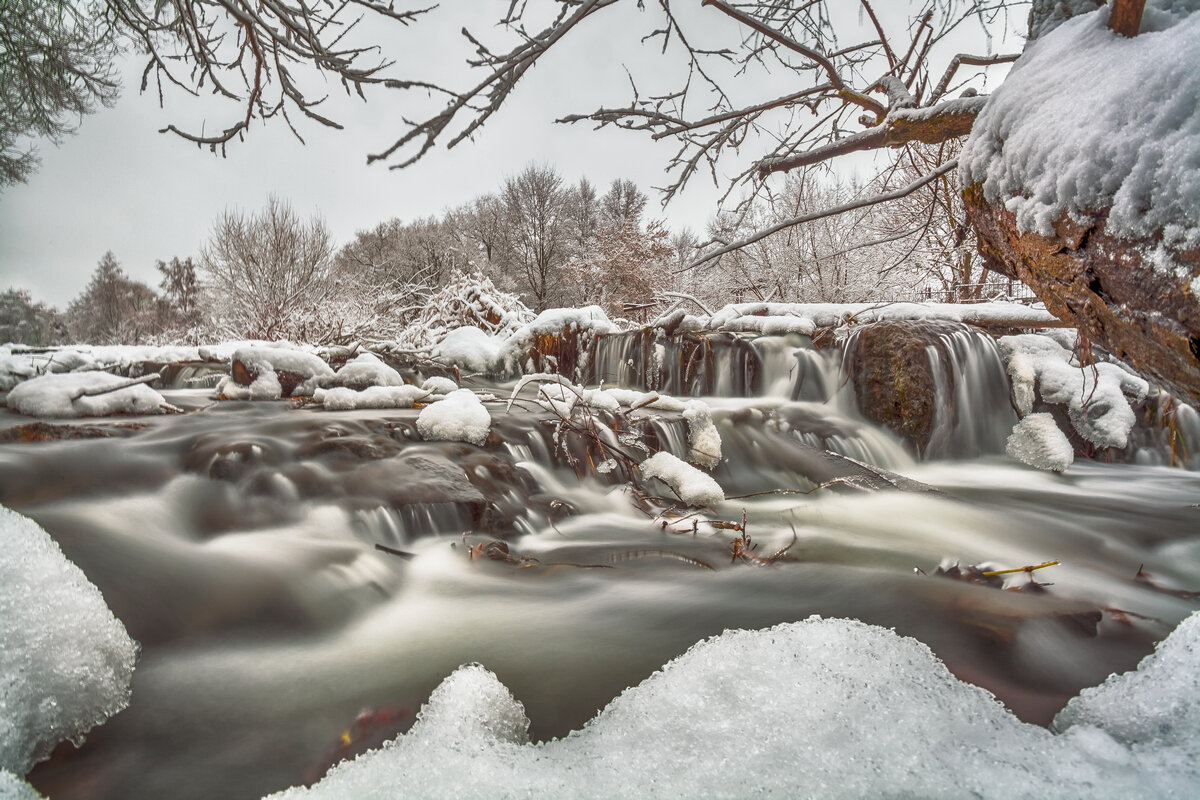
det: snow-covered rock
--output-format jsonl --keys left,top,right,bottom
{"left": 639, "top": 451, "right": 724, "bottom": 507}
{"left": 218, "top": 346, "right": 333, "bottom": 400}
{"left": 267, "top": 612, "right": 1200, "bottom": 799}
{"left": 6, "top": 372, "right": 175, "bottom": 418}
{"left": 416, "top": 389, "right": 491, "bottom": 446}
{"left": 431, "top": 327, "right": 504, "bottom": 375}
{"left": 682, "top": 400, "right": 721, "bottom": 469}
{"left": 0, "top": 505, "right": 138, "bottom": 776}
{"left": 331, "top": 353, "right": 404, "bottom": 389}
{"left": 1006, "top": 412, "right": 1075, "bottom": 472}
{"left": 314, "top": 385, "right": 429, "bottom": 411}
{"left": 420, "top": 376, "right": 459, "bottom": 396}
{"left": 1000, "top": 334, "right": 1148, "bottom": 449}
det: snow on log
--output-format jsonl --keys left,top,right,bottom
{"left": 961, "top": 0, "right": 1200, "bottom": 405}
{"left": 639, "top": 451, "right": 725, "bottom": 507}
{"left": 7, "top": 372, "right": 178, "bottom": 418}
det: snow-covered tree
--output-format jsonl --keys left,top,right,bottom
{"left": 565, "top": 219, "right": 674, "bottom": 317}
{"left": 66, "top": 252, "right": 161, "bottom": 344}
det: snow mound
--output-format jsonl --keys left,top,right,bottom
{"left": 6, "top": 372, "right": 174, "bottom": 418}
{"left": 640, "top": 451, "right": 724, "bottom": 507}
{"left": 961, "top": 1, "right": 1200, "bottom": 258}
{"left": 269, "top": 613, "right": 1200, "bottom": 799}
{"left": 1007, "top": 412, "right": 1075, "bottom": 472}
{"left": 421, "top": 376, "right": 459, "bottom": 396}
{"left": 397, "top": 271, "right": 534, "bottom": 351}
{"left": 1000, "top": 334, "right": 1148, "bottom": 448}
{"left": 0, "top": 505, "right": 137, "bottom": 775}
{"left": 314, "top": 385, "right": 429, "bottom": 411}
{"left": 431, "top": 327, "right": 504, "bottom": 375}
{"left": 331, "top": 353, "right": 404, "bottom": 389}
{"left": 416, "top": 389, "right": 491, "bottom": 446}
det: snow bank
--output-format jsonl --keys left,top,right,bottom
{"left": 314, "top": 386, "right": 429, "bottom": 411}
{"left": 331, "top": 353, "right": 404, "bottom": 388}
{"left": 269, "top": 612, "right": 1200, "bottom": 799}
{"left": 6, "top": 372, "right": 175, "bottom": 418}
{"left": 639, "top": 451, "right": 724, "bottom": 507}
{"left": 1000, "top": 334, "right": 1148, "bottom": 448}
{"left": 416, "top": 389, "right": 491, "bottom": 446}
{"left": 0, "top": 505, "right": 137, "bottom": 776}
{"left": 1006, "top": 412, "right": 1075, "bottom": 472}
{"left": 961, "top": 1, "right": 1200, "bottom": 262}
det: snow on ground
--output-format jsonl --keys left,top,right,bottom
{"left": 0, "top": 506, "right": 137, "bottom": 784}
{"left": 416, "top": 389, "right": 492, "bottom": 446}
{"left": 269, "top": 612, "right": 1200, "bottom": 800}
{"left": 1000, "top": 334, "right": 1149, "bottom": 449}
{"left": 6, "top": 372, "right": 177, "bottom": 418}
{"left": 961, "top": 1, "right": 1200, "bottom": 266}
{"left": 1006, "top": 412, "right": 1075, "bottom": 472}
{"left": 313, "top": 386, "right": 430, "bottom": 411}
{"left": 639, "top": 451, "right": 725, "bottom": 507}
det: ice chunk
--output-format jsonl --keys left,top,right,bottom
{"left": 332, "top": 353, "right": 404, "bottom": 388}
{"left": 6, "top": 372, "right": 175, "bottom": 418}
{"left": 682, "top": 400, "right": 722, "bottom": 469}
{"left": 639, "top": 451, "right": 724, "bottom": 507}
{"left": 269, "top": 613, "right": 1200, "bottom": 799}
{"left": 416, "top": 389, "right": 491, "bottom": 446}
{"left": 314, "top": 385, "right": 430, "bottom": 411}
{"left": 0, "top": 506, "right": 137, "bottom": 775}
{"left": 0, "top": 770, "right": 42, "bottom": 800}
{"left": 1054, "top": 611, "right": 1200, "bottom": 772}
{"left": 1006, "top": 412, "right": 1075, "bottom": 472}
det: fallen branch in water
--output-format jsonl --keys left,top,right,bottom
{"left": 374, "top": 543, "right": 416, "bottom": 560}
{"left": 981, "top": 560, "right": 1060, "bottom": 576}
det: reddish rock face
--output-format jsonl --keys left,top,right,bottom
{"left": 230, "top": 358, "right": 308, "bottom": 397}
{"left": 965, "top": 185, "right": 1200, "bottom": 407}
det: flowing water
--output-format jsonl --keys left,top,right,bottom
{"left": 5, "top": 326, "right": 1200, "bottom": 799}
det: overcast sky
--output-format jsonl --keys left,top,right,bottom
{"left": 0, "top": 2, "right": 1015, "bottom": 309}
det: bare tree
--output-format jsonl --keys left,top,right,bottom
{"left": 600, "top": 179, "right": 648, "bottom": 226}
{"left": 200, "top": 196, "right": 345, "bottom": 342}
{"left": 497, "top": 163, "right": 574, "bottom": 311}
{"left": 0, "top": 0, "right": 119, "bottom": 185}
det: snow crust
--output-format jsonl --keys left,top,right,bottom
{"left": 6, "top": 372, "right": 173, "bottom": 418}
{"left": 961, "top": 1, "right": 1200, "bottom": 261}
{"left": 314, "top": 386, "right": 429, "bottom": 411}
{"left": 270, "top": 612, "right": 1200, "bottom": 800}
{"left": 639, "top": 451, "right": 725, "bottom": 507}
{"left": 0, "top": 505, "right": 137, "bottom": 776}
{"left": 416, "top": 389, "right": 491, "bottom": 446}
{"left": 1000, "top": 334, "right": 1148, "bottom": 448}
{"left": 1006, "top": 412, "right": 1075, "bottom": 472}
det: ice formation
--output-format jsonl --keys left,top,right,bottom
{"left": 1006, "top": 412, "right": 1075, "bottom": 472}
{"left": 639, "top": 451, "right": 725, "bottom": 507}
{"left": 6, "top": 372, "right": 176, "bottom": 418}
{"left": 960, "top": 1, "right": 1200, "bottom": 258}
{"left": 416, "top": 389, "right": 492, "bottom": 446}
{"left": 0, "top": 506, "right": 137, "bottom": 779}
{"left": 1000, "top": 334, "right": 1148, "bottom": 448}
{"left": 269, "top": 612, "right": 1200, "bottom": 799}
{"left": 682, "top": 400, "right": 721, "bottom": 469}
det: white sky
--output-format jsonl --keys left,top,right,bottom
{"left": 0, "top": 1, "right": 1017, "bottom": 309}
